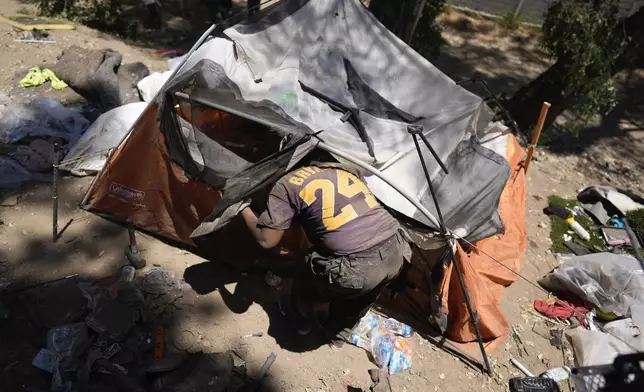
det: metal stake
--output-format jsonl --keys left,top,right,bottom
{"left": 52, "top": 143, "right": 60, "bottom": 242}
{"left": 408, "top": 125, "right": 492, "bottom": 375}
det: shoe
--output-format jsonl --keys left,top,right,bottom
{"left": 328, "top": 337, "right": 345, "bottom": 351}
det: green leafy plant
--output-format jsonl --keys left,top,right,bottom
{"left": 626, "top": 209, "right": 644, "bottom": 238}
{"left": 413, "top": 0, "right": 446, "bottom": 59}
{"left": 542, "top": 0, "right": 625, "bottom": 123}
{"left": 369, "top": 0, "right": 446, "bottom": 60}
{"left": 547, "top": 195, "right": 604, "bottom": 253}
{"left": 36, "top": 0, "right": 124, "bottom": 32}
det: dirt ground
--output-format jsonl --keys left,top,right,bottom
{"left": 1, "top": 4, "right": 643, "bottom": 392}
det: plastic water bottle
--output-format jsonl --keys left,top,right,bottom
{"left": 381, "top": 318, "right": 413, "bottom": 337}
{"left": 351, "top": 333, "right": 372, "bottom": 350}
{"left": 119, "top": 266, "right": 136, "bottom": 282}
{"left": 566, "top": 218, "right": 590, "bottom": 241}
{"left": 541, "top": 366, "right": 572, "bottom": 382}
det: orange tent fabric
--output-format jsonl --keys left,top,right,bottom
{"left": 440, "top": 134, "right": 527, "bottom": 347}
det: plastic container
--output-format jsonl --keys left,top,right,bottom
{"left": 541, "top": 366, "right": 572, "bottom": 382}
{"left": 567, "top": 218, "right": 590, "bottom": 241}
{"left": 350, "top": 312, "right": 379, "bottom": 349}
{"left": 381, "top": 318, "right": 413, "bottom": 337}
{"left": 351, "top": 333, "right": 371, "bottom": 350}
{"left": 119, "top": 266, "right": 136, "bottom": 282}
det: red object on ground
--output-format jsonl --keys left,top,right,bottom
{"left": 155, "top": 324, "right": 164, "bottom": 362}
{"left": 534, "top": 299, "right": 588, "bottom": 327}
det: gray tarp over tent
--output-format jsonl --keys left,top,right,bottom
{"left": 167, "top": 0, "right": 512, "bottom": 243}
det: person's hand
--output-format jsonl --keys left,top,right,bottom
{"left": 239, "top": 198, "right": 252, "bottom": 213}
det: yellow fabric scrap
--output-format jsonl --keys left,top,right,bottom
{"left": 19, "top": 66, "right": 68, "bottom": 90}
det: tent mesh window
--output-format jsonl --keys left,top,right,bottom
{"left": 159, "top": 59, "right": 312, "bottom": 191}
{"left": 165, "top": 95, "right": 285, "bottom": 190}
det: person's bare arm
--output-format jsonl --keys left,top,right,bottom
{"left": 241, "top": 207, "right": 285, "bottom": 249}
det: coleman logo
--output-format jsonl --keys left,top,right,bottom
{"left": 109, "top": 182, "right": 145, "bottom": 201}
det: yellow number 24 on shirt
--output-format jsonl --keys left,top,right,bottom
{"left": 299, "top": 170, "right": 378, "bottom": 230}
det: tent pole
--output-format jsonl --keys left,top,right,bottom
{"left": 318, "top": 139, "right": 491, "bottom": 374}
{"left": 408, "top": 128, "right": 492, "bottom": 376}
{"left": 80, "top": 23, "right": 219, "bottom": 208}
{"left": 523, "top": 101, "right": 551, "bottom": 174}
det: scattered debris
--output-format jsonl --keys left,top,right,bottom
{"left": 12, "top": 139, "right": 56, "bottom": 172}
{"left": 533, "top": 298, "right": 588, "bottom": 327}
{"left": 349, "top": 310, "right": 413, "bottom": 375}
{"left": 511, "top": 326, "right": 529, "bottom": 356}
{"left": 256, "top": 352, "right": 277, "bottom": 383}
{"left": 19, "top": 67, "right": 67, "bottom": 90}
{"left": 14, "top": 39, "right": 56, "bottom": 44}
{"left": 140, "top": 268, "right": 178, "bottom": 294}
{"left": 0, "top": 97, "right": 88, "bottom": 144}
{"left": 61, "top": 102, "right": 147, "bottom": 176}
{"left": 542, "top": 365, "right": 572, "bottom": 382}
{"left": 0, "top": 15, "right": 75, "bottom": 30}
{"left": 369, "top": 368, "right": 392, "bottom": 392}
{"left": 509, "top": 377, "right": 560, "bottom": 392}
{"left": 242, "top": 332, "right": 264, "bottom": 338}
{"left": 510, "top": 358, "right": 534, "bottom": 377}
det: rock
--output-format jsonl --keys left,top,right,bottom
{"left": 538, "top": 222, "right": 547, "bottom": 229}
{"left": 0, "top": 194, "right": 19, "bottom": 207}
{"left": 54, "top": 45, "right": 149, "bottom": 110}
{"left": 165, "top": 16, "right": 192, "bottom": 33}
{"left": 439, "top": 373, "right": 445, "bottom": 380}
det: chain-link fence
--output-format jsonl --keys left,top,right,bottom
{"left": 451, "top": 0, "right": 643, "bottom": 24}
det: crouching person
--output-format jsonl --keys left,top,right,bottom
{"left": 240, "top": 162, "right": 407, "bottom": 348}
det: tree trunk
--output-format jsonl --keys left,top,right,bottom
{"left": 615, "top": 6, "right": 644, "bottom": 70}
{"left": 505, "top": 60, "right": 570, "bottom": 133}
{"left": 506, "top": 6, "right": 644, "bottom": 133}
{"left": 403, "top": 0, "right": 428, "bottom": 44}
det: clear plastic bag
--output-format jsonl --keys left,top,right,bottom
{"left": 371, "top": 325, "right": 413, "bottom": 375}
{"left": 539, "top": 253, "right": 644, "bottom": 318}
{"left": 0, "top": 98, "right": 89, "bottom": 145}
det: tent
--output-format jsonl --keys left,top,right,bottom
{"left": 80, "top": 0, "right": 527, "bottom": 369}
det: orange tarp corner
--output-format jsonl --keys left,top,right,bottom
{"left": 440, "top": 134, "right": 527, "bottom": 351}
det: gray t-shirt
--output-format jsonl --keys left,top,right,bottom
{"left": 257, "top": 165, "right": 399, "bottom": 255}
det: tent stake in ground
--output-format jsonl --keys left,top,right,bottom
{"left": 524, "top": 101, "right": 551, "bottom": 174}
{"left": 52, "top": 142, "right": 60, "bottom": 243}
{"left": 407, "top": 124, "right": 492, "bottom": 375}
